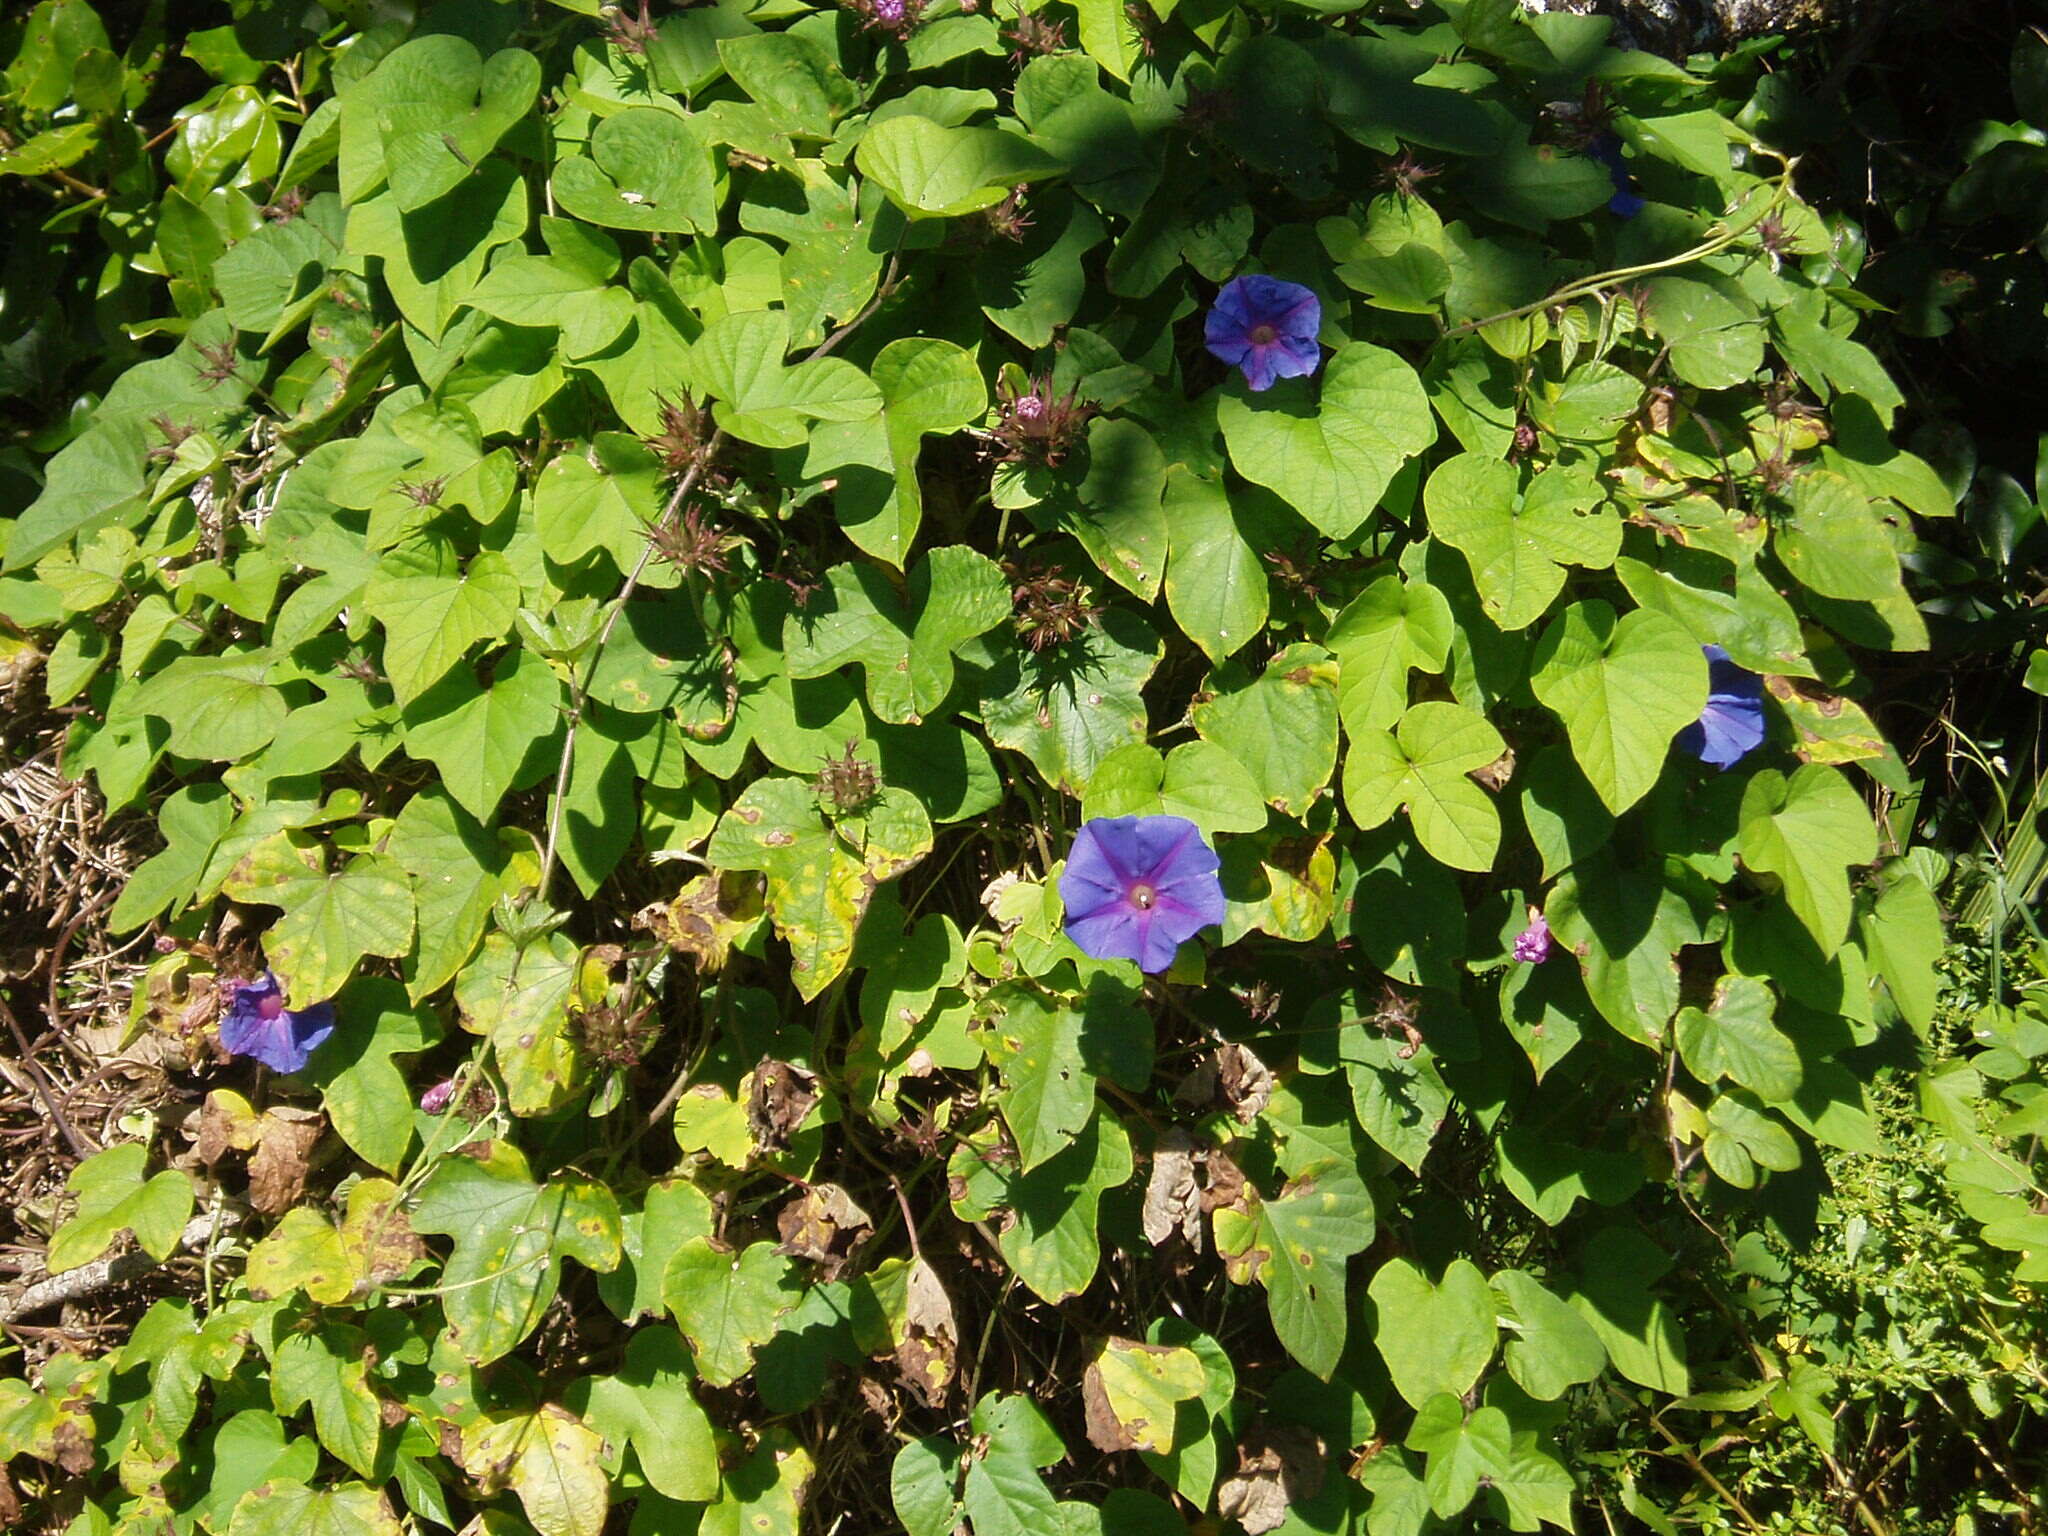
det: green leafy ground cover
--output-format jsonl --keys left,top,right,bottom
{"left": 0, "top": 1, "right": 2043, "bottom": 1533}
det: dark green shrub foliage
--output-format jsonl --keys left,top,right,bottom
{"left": 3, "top": 0, "right": 2030, "bottom": 1532}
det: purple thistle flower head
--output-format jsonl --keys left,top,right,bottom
{"left": 217, "top": 972, "right": 336, "bottom": 1074}
{"left": 1585, "top": 133, "right": 1644, "bottom": 218}
{"left": 1678, "top": 644, "right": 1767, "bottom": 770}
{"left": 1205, "top": 275, "right": 1322, "bottom": 392}
{"left": 1059, "top": 814, "right": 1227, "bottom": 974}
{"left": 1513, "top": 912, "right": 1553, "bottom": 964}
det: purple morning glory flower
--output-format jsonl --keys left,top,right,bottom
{"left": 1585, "top": 134, "right": 1644, "bottom": 218}
{"left": 1205, "top": 275, "right": 1322, "bottom": 392}
{"left": 1677, "top": 644, "right": 1767, "bottom": 769}
{"left": 218, "top": 972, "right": 336, "bottom": 1074}
{"left": 1059, "top": 814, "right": 1227, "bottom": 974}
{"left": 1513, "top": 912, "right": 1553, "bottom": 964}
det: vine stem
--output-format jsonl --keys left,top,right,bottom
{"left": 1438, "top": 157, "right": 1799, "bottom": 342}
{"left": 533, "top": 250, "right": 905, "bottom": 903}
{"left": 536, "top": 439, "right": 727, "bottom": 898}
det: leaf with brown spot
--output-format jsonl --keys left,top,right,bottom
{"left": 635, "top": 869, "right": 766, "bottom": 972}
{"left": 340, "top": 1177, "right": 429, "bottom": 1291}
{"left": 1082, "top": 1336, "right": 1205, "bottom": 1455}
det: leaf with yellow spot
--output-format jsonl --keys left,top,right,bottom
{"left": 246, "top": 1207, "right": 355, "bottom": 1305}
{"left": 226, "top": 1482, "right": 403, "bottom": 1536}
{"left": 1083, "top": 1337, "right": 1206, "bottom": 1454}
{"left": 412, "top": 1142, "right": 622, "bottom": 1366}
{"left": 1213, "top": 1159, "right": 1374, "bottom": 1380}
{"left": 461, "top": 1405, "right": 609, "bottom": 1536}
{"left": 707, "top": 777, "right": 933, "bottom": 999}
{"left": 454, "top": 931, "right": 588, "bottom": 1117}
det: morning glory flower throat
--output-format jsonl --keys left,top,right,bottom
{"left": 1060, "top": 814, "right": 1227, "bottom": 974}
{"left": 1678, "top": 644, "right": 1766, "bottom": 769}
{"left": 218, "top": 972, "right": 336, "bottom": 1074}
{"left": 1205, "top": 275, "right": 1322, "bottom": 392}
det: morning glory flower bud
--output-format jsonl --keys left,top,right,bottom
{"left": 217, "top": 972, "right": 336, "bottom": 1075}
{"left": 1059, "top": 815, "right": 1227, "bottom": 974}
{"left": 1678, "top": 644, "right": 1767, "bottom": 769}
{"left": 1204, "top": 275, "right": 1323, "bottom": 393}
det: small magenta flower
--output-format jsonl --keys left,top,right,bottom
{"left": 1205, "top": 275, "right": 1322, "bottom": 392}
{"left": 420, "top": 1079, "right": 456, "bottom": 1114}
{"left": 1060, "top": 815, "right": 1227, "bottom": 974}
{"left": 1679, "top": 645, "right": 1767, "bottom": 769}
{"left": 218, "top": 973, "right": 335, "bottom": 1074}
{"left": 1585, "top": 134, "right": 1644, "bottom": 218}
{"left": 1513, "top": 911, "right": 1554, "bottom": 964}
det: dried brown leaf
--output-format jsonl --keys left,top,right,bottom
{"left": 1081, "top": 1360, "right": 1131, "bottom": 1453}
{"left": 1142, "top": 1126, "right": 1202, "bottom": 1249}
{"left": 747, "top": 1057, "right": 820, "bottom": 1154}
{"left": 194, "top": 1088, "right": 262, "bottom": 1165}
{"left": 246, "top": 1108, "right": 323, "bottom": 1217}
{"left": 1216, "top": 1422, "right": 1327, "bottom": 1536}
{"left": 774, "top": 1182, "right": 873, "bottom": 1280}
{"left": 894, "top": 1256, "right": 958, "bottom": 1408}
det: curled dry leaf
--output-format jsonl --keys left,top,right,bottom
{"left": 746, "top": 1057, "right": 820, "bottom": 1153}
{"left": 635, "top": 869, "right": 766, "bottom": 973}
{"left": 894, "top": 1255, "right": 958, "bottom": 1407}
{"left": 1142, "top": 1126, "right": 1203, "bottom": 1249}
{"left": 246, "top": 1106, "right": 325, "bottom": 1217}
{"left": 979, "top": 870, "right": 1023, "bottom": 925}
{"left": 1173, "top": 1042, "right": 1273, "bottom": 1124}
{"left": 1216, "top": 1421, "right": 1328, "bottom": 1536}
{"left": 775, "top": 1182, "right": 872, "bottom": 1280}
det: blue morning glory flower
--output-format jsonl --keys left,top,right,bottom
{"left": 1059, "top": 814, "right": 1227, "bottom": 974}
{"left": 218, "top": 972, "right": 336, "bottom": 1074}
{"left": 1585, "top": 134, "right": 1645, "bottom": 218}
{"left": 1205, "top": 275, "right": 1322, "bottom": 392}
{"left": 1678, "top": 645, "right": 1766, "bottom": 769}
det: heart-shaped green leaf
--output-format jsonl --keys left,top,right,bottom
{"left": 1425, "top": 453, "right": 1620, "bottom": 631}
{"left": 552, "top": 107, "right": 718, "bottom": 233}
{"left": 1530, "top": 601, "right": 1707, "bottom": 814}
{"left": 1218, "top": 342, "right": 1435, "bottom": 539}
{"left": 1341, "top": 700, "right": 1505, "bottom": 871}
{"left": 1737, "top": 763, "right": 1877, "bottom": 948}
